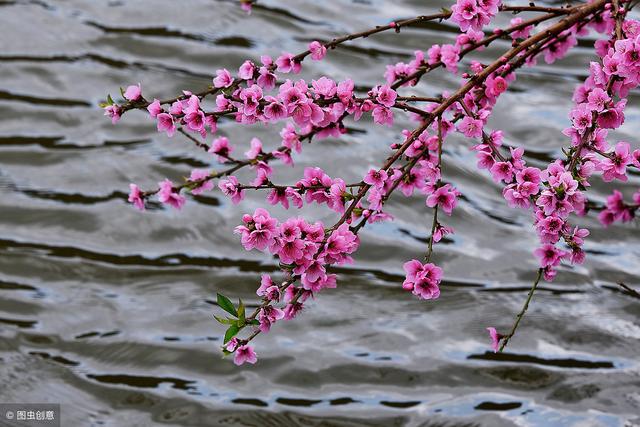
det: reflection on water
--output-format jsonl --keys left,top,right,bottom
{"left": 0, "top": 0, "right": 639, "bottom": 426}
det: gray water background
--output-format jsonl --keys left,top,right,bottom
{"left": 0, "top": 0, "right": 639, "bottom": 425}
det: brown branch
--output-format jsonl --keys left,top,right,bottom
{"left": 617, "top": 282, "right": 640, "bottom": 300}
{"left": 499, "top": 268, "right": 543, "bottom": 352}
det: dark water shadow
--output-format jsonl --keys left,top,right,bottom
{"left": 468, "top": 351, "right": 615, "bottom": 369}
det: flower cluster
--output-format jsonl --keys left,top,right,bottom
{"left": 234, "top": 208, "right": 358, "bottom": 317}
{"left": 402, "top": 260, "right": 443, "bottom": 300}
{"left": 598, "top": 189, "right": 640, "bottom": 225}
{"left": 451, "top": 0, "right": 501, "bottom": 32}
{"left": 105, "top": 0, "right": 640, "bottom": 361}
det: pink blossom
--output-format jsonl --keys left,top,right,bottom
{"left": 602, "top": 189, "right": 635, "bottom": 224}
{"left": 263, "top": 99, "right": 287, "bottom": 121}
{"left": 570, "top": 226, "right": 590, "bottom": 246}
{"left": 258, "top": 305, "right": 284, "bottom": 332}
{"left": 257, "top": 67, "right": 277, "bottom": 90}
{"left": 485, "top": 75, "right": 507, "bottom": 98}
{"left": 451, "top": 0, "right": 479, "bottom": 32}
{"left": 239, "top": 0, "right": 252, "bottom": 14}
{"left": 366, "top": 187, "right": 383, "bottom": 211}
{"left": 104, "top": 105, "right": 121, "bottom": 124}
{"left": 451, "top": 0, "right": 497, "bottom": 32}
{"left": 458, "top": 116, "right": 483, "bottom": 138}
{"left": 188, "top": 169, "right": 213, "bottom": 195}
{"left": 516, "top": 166, "right": 542, "bottom": 186}
{"left": 586, "top": 88, "right": 610, "bottom": 112}
{"left": 147, "top": 99, "right": 162, "bottom": 117}
{"left": 486, "top": 327, "right": 501, "bottom": 352}
{"left": 632, "top": 149, "right": 640, "bottom": 169}
{"left": 490, "top": 161, "right": 514, "bottom": 183}
{"left": 239, "top": 85, "right": 263, "bottom": 117}
{"left": 441, "top": 44, "right": 460, "bottom": 73}
{"left": 218, "top": 176, "right": 245, "bottom": 204}
{"left": 598, "top": 208, "right": 617, "bottom": 226}
{"left": 156, "top": 113, "right": 176, "bottom": 137}
{"left": 233, "top": 345, "right": 257, "bottom": 365}
{"left": 238, "top": 60, "right": 255, "bottom": 80}
{"left": 234, "top": 208, "right": 278, "bottom": 251}
{"left": 224, "top": 337, "right": 239, "bottom": 352}
{"left": 276, "top": 52, "right": 301, "bottom": 73}
{"left": 503, "top": 184, "right": 530, "bottom": 209}
{"left": 536, "top": 190, "right": 571, "bottom": 217}
{"left": 543, "top": 32, "right": 577, "bottom": 64}
{"left": 533, "top": 244, "right": 566, "bottom": 268}
{"left": 375, "top": 85, "right": 397, "bottom": 107}
{"left": 536, "top": 215, "right": 564, "bottom": 243}
{"left": 426, "top": 184, "right": 461, "bottom": 215}
{"left": 213, "top": 68, "right": 234, "bottom": 88}
{"left": 298, "top": 167, "right": 333, "bottom": 205}
{"left": 456, "top": 29, "right": 483, "bottom": 49}
{"left": 309, "top": 41, "right": 327, "bottom": 60}
{"left": 206, "top": 116, "right": 218, "bottom": 135}
{"left": 286, "top": 187, "right": 304, "bottom": 209}
{"left": 169, "top": 100, "right": 183, "bottom": 115}
{"left": 312, "top": 77, "right": 337, "bottom": 99}
{"left": 157, "top": 179, "right": 186, "bottom": 209}
{"left": 328, "top": 180, "right": 347, "bottom": 213}
{"left": 321, "top": 223, "right": 359, "bottom": 265}
{"left": 272, "top": 150, "right": 292, "bottom": 169}
{"left": 283, "top": 302, "right": 303, "bottom": 320}
{"left": 476, "top": 150, "right": 495, "bottom": 170}
{"left": 542, "top": 267, "right": 557, "bottom": 282}
{"left": 184, "top": 109, "right": 205, "bottom": 132}
{"left": 600, "top": 141, "right": 631, "bottom": 182}
{"left": 433, "top": 223, "right": 454, "bottom": 242}
{"left": 570, "top": 248, "right": 586, "bottom": 265}
{"left": 128, "top": 184, "right": 145, "bottom": 211}
{"left": 510, "top": 17, "right": 533, "bottom": 39}
{"left": 216, "top": 97, "right": 230, "bottom": 115}
{"left": 209, "top": 136, "right": 234, "bottom": 162}
{"left": 337, "top": 79, "right": 355, "bottom": 103}
{"left": 256, "top": 274, "right": 276, "bottom": 298}
{"left": 597, "top": 100, "right": 626, "bottom": 129}
{"left": 363, "top": 168, "right": 388, "bottom": 189}
{"left": 245, "top": 137, "right": 263, "bottom": 160}
{"left": 372, "top": 106, "right": 393, "bottom": 127}
{"left": 549, "top": 171, "right": 578, "bottom": 195}
{"left": 278, "top": 231, "right": 306, "bottom": 264}
{"left": 123, "top": 83, "right": 142, "bottom": 101}
{"left": 569, "top": 104, "right": 592, "bottom": 132}
{"left": 266, "top": 187, "right": 290, "bottom": 209}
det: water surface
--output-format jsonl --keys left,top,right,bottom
{"left": 0, "top": 0, "right": 639, "bottom": 426}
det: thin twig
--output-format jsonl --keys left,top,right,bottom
{"left": 617, "top": 282, "right": 640, "bottom": 300}
{"left": 499, "top": 268, "right": 543, "bottom": 352}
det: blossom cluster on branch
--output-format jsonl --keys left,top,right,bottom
{"left": 102, "top": 0, "right": 639, "bottom": 364}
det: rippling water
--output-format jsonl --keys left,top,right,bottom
{"left": 1, "top": 0, "right": 639, "bottom": 426}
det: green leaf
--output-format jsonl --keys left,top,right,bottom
{"left": 237, "top": 299, "right": 246, "bottom": 327}
{"left": 248, "top": 319, "right": 260, "bottom": 326}
{"left": 106, "top": 94, "right": 114, "bottom": 105}
{"left": 217, "top": 293, "right": 238, "bottom": 317}
{"left": 213, "top": 315, "right": 234, "bottom": 325}
{"left": 119, "top": 86, "right": 125, "bottom": 97}
{"left": 223, "top": 324, "right": 240, "bottom": 344}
